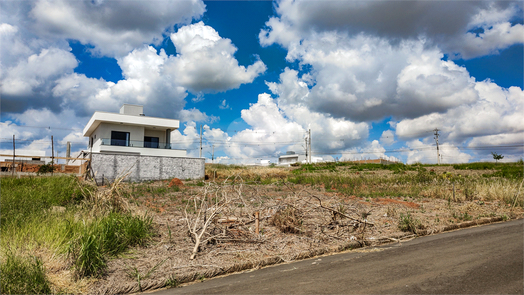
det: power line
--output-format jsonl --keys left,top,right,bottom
{"left": 1, "top": 123, "right": 81, "bottom": 131}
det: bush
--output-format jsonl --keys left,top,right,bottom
{"left": 68, "top": 213, "right": 153, "bottom": 278}
{"left": 37, "top": 162, "right": 56, "bottom": 174}
{"left": 398, "top": 213, "right": 422, "bottom": 234}
{"left": 0, "top": 251, "right": 51, "bottom": 294}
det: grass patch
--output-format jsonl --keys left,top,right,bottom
{"left": 453, "top": 162, "right": 523, "bottom": 179}
{"left": 1, "top": 175, "right": 155, "bottom": 290}
{"left": 1, "top": 176, "right": 86, "bottom": 229}
{"left": 67, "top": 213, "right": 153, "bottom": 278}
{"left": 0, "top": 251, "right": 51, "bottom": 294}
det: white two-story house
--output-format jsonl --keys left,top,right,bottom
{"left": 83, "top": 104, "right": 186, "bottom": 157}
{"left": 83, "top": 104, "right": 203, "bottom": 183}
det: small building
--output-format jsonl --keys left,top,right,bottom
{"left": 83, "top": 104, "right": 204, "bottom": 182}
{"left": 278, "top": 151, "right": 306, "bottom": 165}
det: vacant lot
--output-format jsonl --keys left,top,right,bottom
{"left": 1, "top": 162, "right": 523, "bottom": 294}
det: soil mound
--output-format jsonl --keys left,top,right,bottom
{"left": 168, "top": 178, "right": 183, "bottom": 188}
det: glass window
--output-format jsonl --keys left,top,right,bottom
{"left": 144, "top": 136, "right": 159, "bottom": 148}
{"left": 111, "top": 131, "right": 130, "bottom": 146}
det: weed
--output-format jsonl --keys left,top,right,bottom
{"left": 386, "top": 206, "right": 397, "bottom": 217}
{"left": 125, "top": 258, "right": 167, "bottom": 292}
{"left": 1, "top": 176, "right": 86, "bottom": 229}
{"left": 0, "top": 250, "right": 51, "bottom": 294}
{"left": 68, "top": 213, "right": 153, "bottom": 278}
{"left": 37, "top": 162, "right": 56, "bottom": 174}
{"left": 198, "top": 274, "right": 206, "bottom": 282}
{"left": 398, "top": 213, "right": 422, "bottom": 234}
{"left": 453, "top": 212, "right": 473, "bottom": 221}
{"left": 166, "top": 275, "right": 180, "bottom": 288}
{"left": 167, "top": 224, "right": 172, "bottom": 241}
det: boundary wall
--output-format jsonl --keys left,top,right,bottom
{"left": 91, "top": 153, "right": 205, "bottom": 183}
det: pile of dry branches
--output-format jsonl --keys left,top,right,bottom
{"left": 183, "top": 177, "right": 377, "bottom": 260}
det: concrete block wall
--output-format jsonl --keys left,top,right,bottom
{"left": 90, "top": 153, "right": 205, "bottom": 183}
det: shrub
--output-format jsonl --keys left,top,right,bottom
{"left": 0, "top": 251, "right": 51, "bottom": 294}
{"left": 37, "top": 162, "right": 55, "bottom": 174}
{"left": 398, "top": 213, "right": 422, "bottom": 234}
{"left": 67, "top": 213, "right": 153, "bottom": 278}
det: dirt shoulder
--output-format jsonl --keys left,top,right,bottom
{"left": 89, "top": 176, "right": 523, "bottom": 295}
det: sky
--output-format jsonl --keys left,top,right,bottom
{"left": 1, "top": 0, "right": 523, "bottom": 165}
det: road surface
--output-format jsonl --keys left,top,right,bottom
{"left": 151, "top": 219, "right": 523, "bottom": 294}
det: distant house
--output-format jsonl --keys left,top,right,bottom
{"left": 83, "top": 104, "right": 204, "bottom": 182}
{"left": 278, "top": 151, "right": 324, "bottom": 166}
{"left": 278, "top": 151, "right": 306, "bottom": 165}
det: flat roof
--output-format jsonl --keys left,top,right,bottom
{"left": 83, "top": 111, "right": 179, "bottom": 137}
{"left": 279, "top": 154, "right": 301, "bottom": 158}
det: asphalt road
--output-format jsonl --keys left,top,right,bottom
{"left": 151, "top": 219, "right": 523, "bottom": 294}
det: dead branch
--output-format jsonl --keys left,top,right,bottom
{"left": 185, "top": 181, "right": 243, "bottom": 260}
{"left": 306, "top": 195, "right": 375, "bottom": 226}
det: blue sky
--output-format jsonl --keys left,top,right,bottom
{"left": 1, "top": 0, "right": 523, "bottom": 164}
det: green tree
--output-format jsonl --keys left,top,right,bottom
{"left": 491, "top": 152, "right": 504, "bottom": 163}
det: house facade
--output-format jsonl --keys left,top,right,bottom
{"left": 83, "top": 104, "right": 186, "bottom": 157}
{"left": 83, "top": 104, "right": 204, "bottom": 182}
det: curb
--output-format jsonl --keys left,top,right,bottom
{"left": 102, "top": 216, "right": 514, "bottom": 294}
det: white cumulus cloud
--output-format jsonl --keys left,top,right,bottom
{"left": 168, "top": 22, "right": 266, "bottom": 93}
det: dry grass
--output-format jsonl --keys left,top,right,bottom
{"left": 80, "top": 173, "right": 131, "bottom": 216}
{"left": 475, "top": 179, "right": 522, "bottom": 205}
{"left": 205, "top": 165, "right": 291, "bottom": 182}
{"left": 270, "top": 205, "right": 303, "bottom": 234}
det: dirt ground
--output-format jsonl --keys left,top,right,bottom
{"left": 87, "top": 169, "right": 523, "bottom": 295}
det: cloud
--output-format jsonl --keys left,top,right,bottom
{"left": 51, "top": 24, "right": 267, "bottom": 119}
{"left": 468, "top": 132, "right": 524, "bottom": 148}
{"left": 380, "top": 130, "right": 395, "bottom": 146}
{"left": 406, "top": 140, "right": 471, "bottom": 164}
{"left": 395, "top": 81, "right": 524, "bottom": 143}
{"left": 215, "top": 93, "right": 369, "bottom": 160}
{"left": 179, "top": 108, "right": 218, "bottom": 123}
{"left": 260, "top": 0, "right": 523, "bottom": 59}
{"left": 219, "top": 99, "right": 231, "bottom": 110}
{"left": 168, "top": 22, "right": 266, "bottom": 93}
{"left": 54, "top": 35, "right": 262, "bottom": 119}
{"left": 339, "top": 140, "right": 400, "bottom": 163}
{"left": 1, "top": 47, "right": 78, "bottom": 113}
{"left": 27, "top": 0, "right": 206, "bottom": 57}
{"left": 264, "top": 34, "right": 480, "bottom": 122}
{"left": 1, "top": 108, "right": 89, "bottom": 161}
{"left": 456, "top": 21, "right": 524, "bottom": 59}
{"left": 170, "top": 121, "right": 229, "bottom": 158}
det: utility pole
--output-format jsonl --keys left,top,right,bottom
{"left": 66, "top": 141, "right": 71, "bottom": 164}
{"left": 12, "top": 135, "right": 15, "bottom": 176}
{"left": 433, "top": 128, "right": 440, "bottom": 165}
{"left": 199, "top": 125, "right": 202, "bottom": 158}
{"left": 305, "top": 136, "right": 308, "bottom": 162}
{"left": 308, "top": 128, "right": 312, "bottom": 164}
{"left": 51, "top": 135, "right": 54, "bottom": 175}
